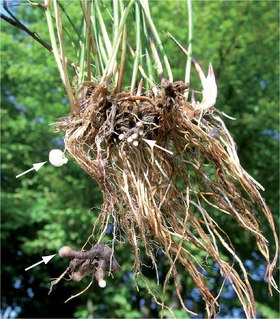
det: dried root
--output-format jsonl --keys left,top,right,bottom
{"left": 53, "top": 79, "right": 278, "bottom": 318}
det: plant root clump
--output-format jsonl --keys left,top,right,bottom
{"left": 55, "top": 79, "right": 278, "bottom": 318}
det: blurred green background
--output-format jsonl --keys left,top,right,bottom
{"left": 1, "top": 1, "right": 279, "bottom": 318}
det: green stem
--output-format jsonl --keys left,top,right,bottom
{"left": 78, "top": 20, "right": 86, "bottom": 84}
{"left": 101, "top": 0, "right": 135, "bottom": 83}
{"left": 91, "top": 2, "right": 105, "bottom": 75}
{"left": 116, "top": 0, "right": 127, "bottom": 93}
{"left": 145, "top": 48, "right": 154, "bottom": 85}
{"left": 150, "top": 34, "right": 164, "bottom": 81}
{"left": 58, "top": 1, "right": 81, "bottom": 42}
{"left": 128, "top": 45, "right": 154, "bottom": 87}
{"left": 53, "top": 0, "right": 75, "bottom": 112}
{"left": 185, "top": 0, "right": 193, "bottom": 97}
{"left": 46, "top": 0, "right": 76, "bottom": 113}
{"left": 98, "top": 33, "right": 109, "bottom": 65}
{"left": 95, "top": 0, "right": 112, "bottom": 59}
{"left": 141, "top": 9, "right": 154, "bottom": 84}
{"left": 113, "top": 0, "right": 119, "bottom": 38}
{"left": 86, "top": 1, "right": 92, "bottom": 81}
{"left": 140, "top": 0, "right": 173, "bottom": 82}
{"left": 45, "top": 3, "right": 65, "bottom": 84}
{"left": 130, "top": 0, "right": 141, "bottom": 93}
{"left": 80, "top": 0, "right": 95, "bottom": 81}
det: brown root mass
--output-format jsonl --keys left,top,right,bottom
{"left": 55, "top": 80, "right": 278, "bottom": 318}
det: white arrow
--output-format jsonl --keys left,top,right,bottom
{"left": 143, "top": 139, "right": 173, "bottom": 155}
{"left": 16, "top": 161, "right": 47, "bottom": 178}
{"left": 25, "top": 254, "right": 56, "bottom": 271}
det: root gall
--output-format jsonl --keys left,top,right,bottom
{"left": 50, "top": 243, "right": 120, "bottom": 296}
{"left": 59, "top": 246, "right": 73, "bottom": 258}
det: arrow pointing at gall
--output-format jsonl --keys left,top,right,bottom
{"left": 33, "top": 162, "right": 47, "bottom": 171}
{"left": 42, "top": 254, "right": 56, "bottom": 264}
{"left": 16, "top": 161, "right": 47, "bottom": 178}
{"left": 25, "top": 254, "right": 56, "bottom": 271}
{"left": 143, "top": 139, "right": 173, "bottom": 155}
{"left": 143, "top": 139, "right": 157, "bottom": 149}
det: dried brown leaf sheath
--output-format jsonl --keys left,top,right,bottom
{"left": 55, "top": 80, "right": 278, "bottom": 318}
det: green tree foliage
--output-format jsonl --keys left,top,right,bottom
{"left": 1, "top": 1, "right": 278, "bottom": 318}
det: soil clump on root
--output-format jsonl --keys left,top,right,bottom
{"left": 53, "top": 80, "right": 278, "bottom": 318}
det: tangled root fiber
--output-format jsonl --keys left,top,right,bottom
{"left": 55, "top": 79, "right": 278, "bottom": 318}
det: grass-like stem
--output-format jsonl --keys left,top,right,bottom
{"left": 149, "top": 34, "right": 164, "bottom": 80}
{"left": 78, "top": 21, "right": 86, "bottom": 84}
{"left": 101, "top": 0, "right": 135, "bottom": 83}
{"left": 185, "top": 0, "right": 193, "bottom": 98}
{"left": 53, "top": 0, "right": 75, "bottom": 111}
{"left": 139, "top": 0, "right": 173, "bottom": 82}
{"left": 141, "top": 9, "right": 154, "bottom": 85}
{"left": 130, "top": 0, "right": 141, "bottom": 93}
{"left": 45, "top": 3, "right": 65, "bottom": 84}
{"left": 113, "top": 0, "right": 119, "bottom": 38}
{"left": 91, "top": 3, "right": 105, "bottom": 75}
{"left": 116, "top": 0, "right": 127, "bottom": 93}
{"left": 46, "top": 0, "right": 76, "bottom": 113}
{"left": 128, "top": 45, "right": 154, "bottom": 87}
{"left": 95, "top": 1, "right": 112, "bottom": 60}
